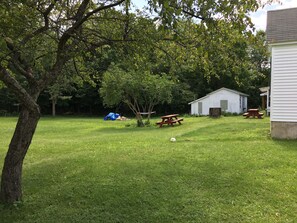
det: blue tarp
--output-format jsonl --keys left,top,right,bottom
{"left": 104, "top": 112, "right": 120, "bottom": 121}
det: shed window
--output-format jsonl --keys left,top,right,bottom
{"left": 220, "top": 100, "right": 228, "bottom": 111}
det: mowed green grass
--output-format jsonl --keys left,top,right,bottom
{"left": 0, "top": 116, "right": 297, "bottom": 222}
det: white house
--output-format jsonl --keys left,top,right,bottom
{"left": 188, "top": 87, "right": 248, "bottom": 115}
{"left": 267, "top": 8, "right": 297, "bottom": 139}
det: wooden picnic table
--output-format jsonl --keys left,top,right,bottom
{"left": 243, "top": 109, "right": 264, "bottom": 119}
{"left": 156, "top": 114, "right": 183, "bottom": 127}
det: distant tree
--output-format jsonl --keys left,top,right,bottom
{"left": 153, "top": 20, "right": 270, "bottom": 105}
{"left": 47, "top": 75, "right": 76, "bottom": 116}
{"left": 0, "top": 86, "right": 19, "bottom": 114}
{"left": 241, "top": 30, "right": 271, "bottom": 107}
{"left": 47, "top": 59, "right": 87, "bottom": 116}
{"left": 100, "top": 66, "right": 174, "bottom": 126}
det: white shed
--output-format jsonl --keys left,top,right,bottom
{"left": 267, "top": 8, "right": 297, "bottom": 139}
{"left": 188, "top": 87, "right": 248, "bottom": 115}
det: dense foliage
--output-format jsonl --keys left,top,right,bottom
{"left": 100, "top": 66, "right": 175, "bottom": 125}
{"left": 0, "top": 1, "right": 270, "bottom": 116}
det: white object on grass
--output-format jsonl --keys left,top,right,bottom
{"left": 170, "top": 137, "right": 176, "bottom": 142}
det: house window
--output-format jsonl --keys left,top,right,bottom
{"left": 220, "top": 100, "right": 228, "bottom": 111}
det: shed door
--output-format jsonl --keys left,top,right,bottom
{"left": 198, "top": 102, "right": 202, "bottom": 114}
{"left": 220, "top": 100, "right": 228, "bottom": 112}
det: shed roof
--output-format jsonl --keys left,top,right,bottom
{"left": 266, "top": 8, "right": 297, "bottom": 44}
{"left": 259, "top": 86, "right": 270, "bottom": 93}
{"left": 188, "top": 87, "right": 248, "bottom": 104}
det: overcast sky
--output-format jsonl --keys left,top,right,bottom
{"left": 132, "top": 0, "right": 297, "bottom": 31}
{"left": 250, "top": 0, "right": 297, "bottom": 30}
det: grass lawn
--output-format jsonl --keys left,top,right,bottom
{"left": 0, "top": 115, "right": 297, "bottom": 222}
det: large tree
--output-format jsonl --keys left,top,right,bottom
{"left": 0, "top": 0, "right": 127, "bottom": 204}
{"left": 100, "top": 66, "right": 174, "bottom": 126}
{"left": 0, "top": 0, "right": 274, "bottom": 203}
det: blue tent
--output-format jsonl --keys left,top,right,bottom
{"left": 104, "top": 112, "right": 120, "bottom": 121}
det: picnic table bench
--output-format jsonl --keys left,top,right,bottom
{"left": 156, "top": 114, "right": 183, "bottom": 127}
{"left": 243, "top": 109, "right": 264, "bottom": 119}
{"left": 136, "top": 111, "right": 156, "bottom": 116}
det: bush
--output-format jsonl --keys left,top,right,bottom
{"left": 0, "top": 110, "right": 7, "bottom": 116}
{"left": 222, "top": 112, "right": 239, "bottom": 117}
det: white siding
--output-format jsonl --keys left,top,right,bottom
{"left": 191, "top": 102, "right": 197, "bottom": 115}
{"left": 207, "top": 90, "right": 240, "bottom": 114}
{"left": 200, "top": 98, "right": 210, "bottom": 115}
{"left": 190, "top": 98, "right": 209, "bottom": 115}
{"left": 271, "top": 44, "right": 297, "bottom": 122}
{"left": 189, "top": 89, "right": 247, "bottom": 115}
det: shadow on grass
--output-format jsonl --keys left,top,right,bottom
{"left": 94, "top": 121, "right": 185, "bottom": 134}
{"left": 0, "top": 149, "right": 286, "bottom": 223}
{"left": 271, "top": 139, "right": 297, "bottom": 152}
{"left": 2, "top": 117, "right": 296, "bottom": 222}
{"left": 179, "top": 121, "right": 271, "bottom": 142}
{"left": 94, "top": 126, "right": 158, "bottom": 134}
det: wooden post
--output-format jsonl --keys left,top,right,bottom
{"left": 261, "top": 96, "right": 265, "bottom": 110}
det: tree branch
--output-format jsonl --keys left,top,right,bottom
{"left": 21, "top": 0, "right": 59, "bottom": 45}
{"left": 181, "top": 8, "right": 206, "bottom": 20}
{"left": 40, "top": 0, "right": 126, "bottom": 89}
{"left": 0, "top": 66, "right": 39, "bottom": 113}
{"left": 4, "top": 38, "right": 38, "bottom": 87}
{"left": 55, "top": 0, "right": 126, "bottom": 69}
{"left": 82, "top": 0, "right": 126, "bottom": 25}
{"left": 73, "top": 0, "right": 90, "bottom": 22}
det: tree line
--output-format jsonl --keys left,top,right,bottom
{"left": 0, "top": 19, "right": 269, "bottom": 117}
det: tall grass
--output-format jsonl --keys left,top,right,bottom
{"left": 0, "top": 116, "right": 297, "bottom": 222}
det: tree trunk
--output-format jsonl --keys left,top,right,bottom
{"left": 146, "top": 109, "right": 153, "bottom": 125}
{"left": 52, "top": 98, "right": 57, "bottom": 116}
{"left": 136, "top": 113, "right": 144, "bottom": 127}
{"left": 0, "top": 107, "right": 40, "bottom": 203}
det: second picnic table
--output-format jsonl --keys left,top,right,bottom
{"left": 243, "top": 109, "right": 264, "bottom": 119}
{"left": 156, "top": 114, "right": 183, "bottom": 127}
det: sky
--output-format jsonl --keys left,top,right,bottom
{"left": 132, "top": 0, "right": 297, "bottom": 31}
{"left": 250, "top": 0, "right": 297, "bottom": 30}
